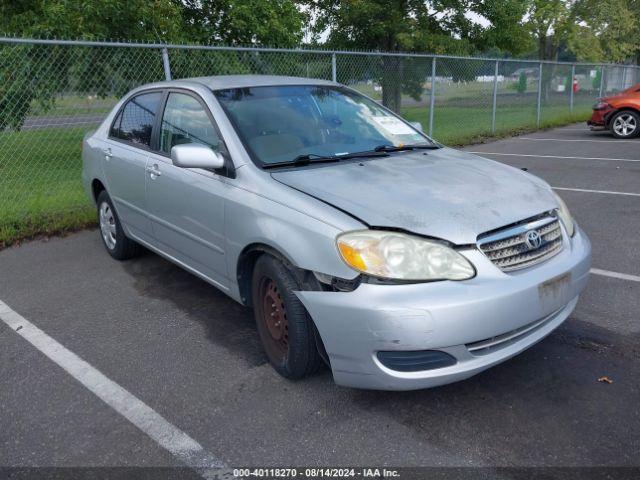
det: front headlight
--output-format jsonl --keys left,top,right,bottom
{"left": 336, "top": 230, "right": 475, "bottom": 281}
{"left": 553, "top": 191, "right": 575, "bottom": 237}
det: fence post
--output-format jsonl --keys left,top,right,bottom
{"left": 491, "top": 60, "right": 499, "bottom": 134}
{"left": 429, "top": 57, "right": 436, "bottom": 137}
{"left": 599, "top": 65, "right": 605, "bottom": 98}
{"left": 569, "top": 64, "right": 575, "bottom": 114}
{"left": 331, "top": 53, "right": 337, "bottom": 82}
{"left": 536, "top": 62, "right": 543, "bottom": 127}
{"left": 161, "top": 47, "right": 172, "bottom": 81}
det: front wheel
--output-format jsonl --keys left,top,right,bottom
{"left": 610, "top": 110, "right": 640, "bottom": 139}
{"left": 251, "top": 255, "right": 323, "bottom": 379}
{"left": 96, "top": 190, "right": 141, "bottom": 260}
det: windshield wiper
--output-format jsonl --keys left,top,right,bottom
{"left": 262, "top": 151, "right": 388, "bottom": 169}
{"left": 262, "top": 154, "right": 340, "bottom": 169}
{"left": 374, "top": 142, "right": 442, "bottom": 153}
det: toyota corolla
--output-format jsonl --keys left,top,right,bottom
{"left": 82, "top": 75, "right": 591, "bottom": 390}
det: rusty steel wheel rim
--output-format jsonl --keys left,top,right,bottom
{"left": 260, "top": 278, "right": 289, "bottom": 357}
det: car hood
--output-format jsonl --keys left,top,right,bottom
{"left": 271, "top": 148, "right": 558, "bottom": 245}
{"left": 603, "top": 83, "right": 639, "bottom": 100}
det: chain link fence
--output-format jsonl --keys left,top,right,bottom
{"left": 1, "top": 36, "right": 639, "bottom": 246}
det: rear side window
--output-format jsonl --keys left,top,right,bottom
{"left": 109, "top": 110, "right": 123, "bottom": 138}
{"left": 159, "top": 92, "right": 220, "bottom": 154}
{"left": 110, "top": 92, "right": 162, "bottom": 147}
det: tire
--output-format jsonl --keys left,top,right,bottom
{"left": 609, "top": 110, "right": 640, "bottom": 139}
{"left": 251, "top": 255, "right": 323, "bottom": 379}
{"left": 96, "top": 190, "right": 141, "bottom": 260}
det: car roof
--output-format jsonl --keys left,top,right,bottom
{"left": 141, "top": 75, "right": 339, "bottom": 92}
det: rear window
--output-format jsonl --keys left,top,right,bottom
{"left": 110, "top": 92, "right": 162, "bottom": 147}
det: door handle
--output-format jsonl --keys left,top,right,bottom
{"left": 103, "top": 148, "right": 112, "bottom": 161}
{"left": 146, "top": 164, "right": 162, "bottom": 178}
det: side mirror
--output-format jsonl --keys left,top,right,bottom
{"left": 170, "top": 143, "right": 225, "bottom": 170}
{"left": 410, "top": 121, "right": 423, "bottom": 132}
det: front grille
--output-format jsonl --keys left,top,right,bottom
{"left": 478, "top": 215, "right": 564, "bottom": 272}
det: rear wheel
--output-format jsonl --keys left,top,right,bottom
{"left": 610, "top": 110, "right": 640, "bottom": 139}
{"left": 251, "top": 255, "right": 323, "bottom": 379}
{"left": 96, "top": 190, "right": 141, "bottom": 260}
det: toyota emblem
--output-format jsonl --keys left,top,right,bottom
{"left": 524, "top": 230, "right": 542, "bottom": 250}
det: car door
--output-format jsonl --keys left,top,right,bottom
{"left": 145, "top": 90, "right": 230, "bottom": 289}
{"left": 103, "top": 91, "right": 163, "bottom": 243}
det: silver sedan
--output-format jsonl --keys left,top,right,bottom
{"left": 82, "top": 75, "right": 591, "bottom": 390}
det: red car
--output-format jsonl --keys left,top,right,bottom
{"left": 588, "top": 83, "right": 640, "bottom": 138}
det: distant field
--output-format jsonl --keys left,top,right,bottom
{"left": 29, "top": 95, "right": 118, "bottom": 118}
{"left": 350, "top": 80, "right": 600, "bottom": 106}
{"left": 0, "top": 100, "right": 592, "bottom": 247}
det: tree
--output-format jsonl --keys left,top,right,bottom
{"left": 0, "top": 0, "right": 307, "bottom": 130}
{"left": 0, "top": 1, "right": 185, "bottom": 42}
{"left": 0, "top": 0, "right": 187, "bottom": 129}
{"left": 592, "top": 68, "right": 602, "bottom": 90}
{"left": 473, "top": 0, "right": 532, "bottom": 56}
{"left": 566, "top": 24, "right": 605, "bottom": 62}
{"left": 525, "top": 0, "right": 573, "bottom": 61}
{"left": 568, "top": 0, "right": 639, "bottom": 63}
{"left": 630, "top": 1, "right": 640, "bottom": 64}
{"left": 0, "top": 0, "right": 306, "bottom": 47}
{"left": 302, "top": 0, "right": 531, "bottom": 112}
{"left": 178, "top": 0, "right": 306, "bottom": 47}
{"left": 524, "top": 0, "right": 580, "bottom": 103}
{"left": 517, "top": 72, "right": 528, "bottom": 94}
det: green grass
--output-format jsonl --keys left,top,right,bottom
{"left": 401, "top": 104, "right": 592, "bottom": 145}
{"left": 0, "top": 103, "right": 592, "bottom": 249}
{"left": 0, "top": 127, "right": 95, "bottom": 248}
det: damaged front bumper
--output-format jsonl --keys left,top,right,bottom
{"left": 296, "top": 227, "right": 591, "bottom": 391}
{"left": 587, "top": 107, "right": 613, "bottom": 129}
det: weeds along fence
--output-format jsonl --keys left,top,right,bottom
{"left": 1, "top": 36, "right": 639, "bottom": 246}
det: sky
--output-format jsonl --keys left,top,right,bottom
{"left": 466, "top": 11, "right": 491, "bottom": 27}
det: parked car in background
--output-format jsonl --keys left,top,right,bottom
{"left": 82, "top": 75, "right": 591, "bottom": 390}
{"left": 588, "top": 83, "right": 640, "bottom": 138}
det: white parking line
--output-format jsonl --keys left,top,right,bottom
{"left": 518, "top": 137, "right": 638, "bottom": 144}
{"left": 467, "top": 151, "right": 640, "bottom": 163}
{"left": 0, "top": 300, "right": 224, "bottom": 479}
{"left": 591, "top": 268, "right": 640, "bottom": 282}
{"left": 552, "top": 187, "right": 640, "bottom": 197}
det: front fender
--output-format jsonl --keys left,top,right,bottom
{"left": 223, "top": 176, "right": 364, "bottom": 302}
{"left": 605, "top": 104, "right": 640, "bottom": 126}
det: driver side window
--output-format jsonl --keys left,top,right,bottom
{"left": 160, "top": 93, "right": 220, "bottom": 154}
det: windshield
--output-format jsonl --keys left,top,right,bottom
{"left": 214, "top": 85, "right": 431, "bottom": 166}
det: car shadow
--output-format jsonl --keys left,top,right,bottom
{"left": 121, "top": 248, "right": 269, "bottom": 369}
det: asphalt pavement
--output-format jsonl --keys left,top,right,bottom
{"left": 1, "top": 123, "right": 638, "bottom": 477}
